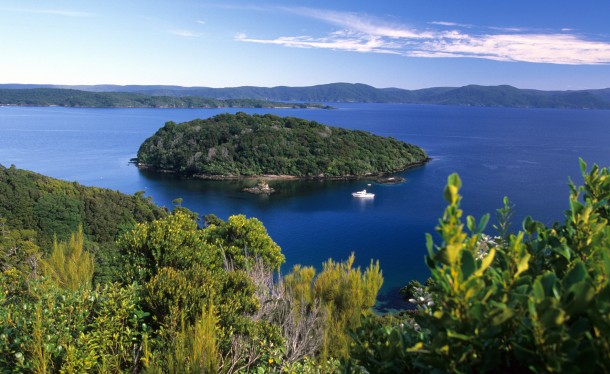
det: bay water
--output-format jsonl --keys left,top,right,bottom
{"left": 1, "top": 104, "right": 609, "bottom": 309}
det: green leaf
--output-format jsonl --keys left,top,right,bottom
{"left": 467, "top": 216, "right": 476, "bottom": 233}
{"left": 532, "top": 278, "right": 545, "bottom": 302}
{"left": 603, "top": 251, "right": 610, "bottom": 277}
{"left": 522, "top": 216, "right": 537, "bottom": 234}
{"left": 564, "top": 282, "right": 596, "bottom": 315}
{"left": 539, "top": 306, "right": 565, "bottom": 327}
{"left": 515, "top": 252, "right": 531, "bottom": 279}
{"left": 461, "top": 250, "right": 476, "bottom": 279}
{"left": 444, "top": 173, "right": 462, "bottom": 204}
{"left": 447, "top": 330, "right": 470, "bottom": 341}
{"left": 579, "top": 158, "right": 587, "bottom": 174}
{"left": 477, "top": 214, "right": 490, "bottom": 234}
{"left": 551, "top": 245, "right": 572, "bottom": 262}
{"left": 491, "top": 305, "right": 515, "bottom": 326}
{"left": 475, "top": 248, "right": 495, "bottom": 277}
{"left": 540, "top": 272, "right": 558, "bottom": 298}
{"left": 425, "top": 233, "right": 434, "bottom": 255}
{"left": 563, "top": 261, "right": 587, "bottom": 289}
{"left": 447, "top": 173, "right": 462, "bottom": 189}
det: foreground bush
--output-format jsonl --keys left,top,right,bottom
{"left": 349, "top": 160, "right": 610, "bottom": 373}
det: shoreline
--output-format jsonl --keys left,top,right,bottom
{"left": 135, "top": 157, "right": 431, "bottom": 181}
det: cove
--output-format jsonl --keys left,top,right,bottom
{"left": 1, "top": 104, "right": 609, "bottom": 309}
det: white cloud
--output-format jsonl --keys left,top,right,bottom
{"left": 169, "top": 29, "right": 202, "bottom": 38}
{"left": 236, "top": 8, "right": 610, "bottom": 65}
{"left": 488, "top": 26, "right": 529, "bottom": 32}
{"left": 284, "top": 7, "right": 433, "bottom": 39}
{"left": 430, "top": 21, "right": 472, "bottom": 28}
{"left": 414, "top": 33, "right": 610, "bottom": 64}
{"left": 236, "top": 32, "right": 399, "bottom": 54}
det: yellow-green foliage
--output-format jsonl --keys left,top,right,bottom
{"left": 316, "top": 254, "right": 383, "bottom": 359}
{"left": 119, "top": 210, "right": 220, "bottom": 284}
{"left": 118, "top": 211, "right": 284, "bottom": 372}
{"left": 41, "top": 226, "right": 94, "bottom": 290}
{"left": 203, "top": 214, "right": 285, "bottom": 271}
{"left": 283, "top": 253, "right": 383, "bottom": 360}
{"left": 0, "top": 218, "right": 40, "bottom": 278}
{"left": 0, "top": 282, "right": 147, "bottom": 372}
{"left": 283, "top": 264, "right": 316, "bottom": 306}
{"left": 348, "top": 161, "right": 610, "bottom": 373}
{"left": 162, "top": 304, "right": 219, "bottom": 374}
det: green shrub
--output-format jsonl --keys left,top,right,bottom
{"left": 349, "top": 160, "right": 610, "bottom": 373}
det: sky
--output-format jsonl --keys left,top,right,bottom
{"left": 2, "top": 0, "right": 610, "bottom": 90}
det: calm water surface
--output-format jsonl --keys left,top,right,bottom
{"left": 1, "top": 104, "right": 609, "bottom": 309}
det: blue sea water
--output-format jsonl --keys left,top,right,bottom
{"left": 1, "top": 104, "right": 609, "bottom": 309}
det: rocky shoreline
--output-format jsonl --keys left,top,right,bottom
{"left": 135, "top": 157, "right": 430, "bottom": 183}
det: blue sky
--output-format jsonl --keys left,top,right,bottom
{"left": 2, "top": 0, "right": 610, "bottom": 89}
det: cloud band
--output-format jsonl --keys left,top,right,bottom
{"left": 236, "top": 8, "right": 610, "bottom": 65}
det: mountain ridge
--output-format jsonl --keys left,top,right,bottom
{"left": 2, "top": 83, "right": 610, "bottom": 109}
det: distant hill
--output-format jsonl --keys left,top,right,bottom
{"left": 2, "top": 83, "right": 610, "bottom": 109}
{"left": 0, "top": 88, "right": 330, "bottom": 109}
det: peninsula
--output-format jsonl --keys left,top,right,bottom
{"left": 136, "top": 113, "right": 428, "bottom": 179}
{"left": 0, "top": 88, "right": 331, "bottom": 109}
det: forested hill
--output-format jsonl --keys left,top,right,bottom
{"left": 0, "top": 164, "right": 166, "bottom": 246}
{"left": 0, "top": 88, "right": 330, "bottom": 109}
{"left": 136, "top": 113, "right": 428, "bottom": 178}
{"left": 4, "top": 83, "right": 610, "bottom": 109}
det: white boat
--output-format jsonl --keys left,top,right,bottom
{"left": 352, "top": 189, "right": 375, "bottom": 198}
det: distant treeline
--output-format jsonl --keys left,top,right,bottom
{"left": 4, "top": 83, "right": 610, "bottom": 109}
{"left": 136, "top": 113, "right": 428, "bottom": 178}
{"left": 0, "top": 88, "right": 331, "bottom": 109}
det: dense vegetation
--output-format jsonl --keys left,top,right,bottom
{"left": 0, "top": 88, "right": 330, "bottom": 109}
{"left": 5, "top": 83, "right": 610, "bottom": 109}
{"left": 0, "top": 164, "right": 167, "bottom": 282}
{"left": 0, "top": 165, "right": 382, "bottom": 372}
{"left": 347, "top": 160, "right": 610, "bottom": 373}
{"left": 1, "top": 160, "right": 609, "bottom": 372}
{"left": 136, "top": 113, "right": 428, "bottom": 177}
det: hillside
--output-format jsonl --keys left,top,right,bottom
{"left": 0, "top": 164, "right": 166, "bottom": 244}
{"left": 4, "top": 83, "right": 610, "bottom": 109}
{"left": 136, "top": 112, "right": 428, "bottom": 178}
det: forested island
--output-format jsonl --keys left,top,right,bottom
{"left": 0, "top": 88, "right": 331, "bottom": 109}
{"left": 2, "top": 161, "right": 610, "bottom": 372}
{"left": 4, "top": 83, "right": 610, "bottom": 109}
{"left": 136, "top": 113, "right": 428, "bottom": 179}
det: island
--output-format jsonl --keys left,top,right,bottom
{"left": 135, "top": 112, "right": 428, "bottom": 180}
